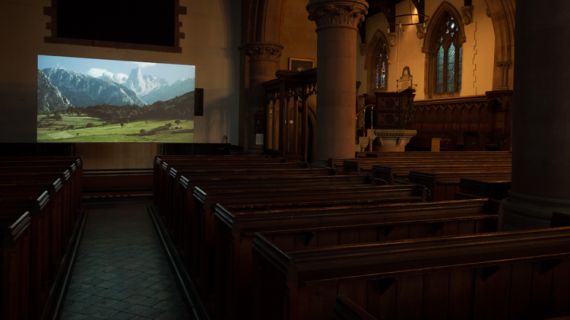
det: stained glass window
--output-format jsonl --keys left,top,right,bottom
{"left": 373, "top": 38, "right": 389, "bottom": 91}
{"left": 447, "top": 43, "right": 456, "bottom": 92}
{"left": 436, "top": 46, "right": 444, "bottom": 93}
{"left": 432, "top": 13, "right": 462, "bottom": 95}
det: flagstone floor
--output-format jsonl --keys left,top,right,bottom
{"left": 60, "top": 199, "right": 192, "bottom": 320}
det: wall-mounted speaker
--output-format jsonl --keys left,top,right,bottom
{"left": 194, "top": 88, "right": 204, "bottom": 116}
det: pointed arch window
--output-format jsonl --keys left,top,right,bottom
{"left": 374, "top": 39, "right": 389, "bottom": 91}
{"left": 367, "top": 32, "right": 390, "bottom": 93}
{"left": 432, "top": 13, "right": 462, "bottom": 95}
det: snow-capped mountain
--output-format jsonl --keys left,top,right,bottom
{"left": 100, "top": 72, "right": 129, "bottom": 84}
{"left": 142, "top": 78, "right": 195, "bottom": 104}
{"left": 124, "top": 67, "right": 168, "bottom": 97}
{"left": 41, "top": 68, "right": 146, "bottom": 107}
{"left": 38, "top": 70, "right": 73, "bottom": 112}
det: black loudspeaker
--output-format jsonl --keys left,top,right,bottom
{"left": 194, "top": 88, "right": 204, "bottom": 116}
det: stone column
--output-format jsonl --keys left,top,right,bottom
{"left": 307, "top": 0, "right": 368, "bottom": 162}
{"left": 243, "top": 43, "right": 283, "bottom": 151}
{"left": 501, "top": 0, "right": 570, "bottom": 229}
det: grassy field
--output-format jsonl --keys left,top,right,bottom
{"left": 37, "top": 113, "right": 194, "bottom": 142}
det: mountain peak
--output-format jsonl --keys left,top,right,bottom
{"left": 125, "top": 67, "right": 167, "bottom": 97}
{"left": 41, "top": 68, "right": 146, "bottom": 107}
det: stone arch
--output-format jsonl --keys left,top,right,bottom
{"left": 484, "top": 0, "right": 515, "bottom": 90}
{"left": 243, "top": 0, "right": 284, "bottom": 43}
{"left": 241, "top": 0, "right": 285, "bottom": 149}
{"left": 422, "top": 1, "right": 466, "bottom": 98}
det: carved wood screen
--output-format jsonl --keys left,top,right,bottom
{"left": 409, "top": 90, "right": 512, "bottom": 151}
{"left": 263, "top": 69, "right": 317, "bottom": 162}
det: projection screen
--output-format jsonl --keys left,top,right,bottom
{"left": 37, "top": 55, "right": 196, "bottom": 143}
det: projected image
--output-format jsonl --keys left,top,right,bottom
{"left": 37, "top": 55, "right": 196, "bottom": 142}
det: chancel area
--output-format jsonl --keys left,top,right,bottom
{"left": 1, "top": 0, "right": 570, "bottom": 319}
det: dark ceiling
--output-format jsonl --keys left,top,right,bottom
{"left": 367, "top": 0, "right": 405, "bottom": 18}
{"left": 364, "top": 0, "right": 425, "bottom": 34}
{"left": 362, "top": 0, "right": 471, "bottom": 38}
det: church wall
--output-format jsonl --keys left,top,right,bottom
{"left": 279, "top": 0, "right": 318, "bottom": 71}
{"left": 0, "top": 0, "right": 241, "bottom": 169}
{"left": 358, "top": 0, "right": 495, "bottom": 101}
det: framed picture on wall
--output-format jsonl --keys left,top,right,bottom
{"left": 288, "top": 58, "right": 314, "bottom": 72}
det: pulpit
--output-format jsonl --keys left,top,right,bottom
{"left": 368, "top": 89, "right": 417, "bottom": 152}
{"left": 374, "top": 129, "right": 418, "bottom": 152}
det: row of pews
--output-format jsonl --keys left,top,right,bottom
{"left": 0, "top": 156, "right": 82, "bottom": 320}
{"left": 338, "top": 151, "right": 511, "bottom": 202}
{"left": 255, "top": 226, "right": 570, "bottom": 320}
{"left": 154, "top": 152, "right": 570, "bottom": 320}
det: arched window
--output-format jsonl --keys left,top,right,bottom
{"left": 373, "top": 39, "right": 389, "bottom": 91}
{"left": 423, "top": 2, "right": 465, "bottom": 97}
{"left": 367, "top": 31, "right": 390, "bottom": 93}
{"left": 435, "top": 14, "right": 462, "bottom": 94}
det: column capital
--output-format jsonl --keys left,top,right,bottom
{"left": 242, "top": 42, "right": 284, "bottom": 62}
{"left": 307, "top": 0, "right": 368, "bottom": 30}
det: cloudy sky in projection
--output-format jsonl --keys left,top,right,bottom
{"left": 38, "top": 55, "right": 195, "bottom": 85}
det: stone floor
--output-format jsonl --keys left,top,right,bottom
{"left": 60, "top": 199, "right": 192, "bottom": 320}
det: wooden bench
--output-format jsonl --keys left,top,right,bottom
{"left": 409, "top": 170, "right": 511, "bottom": 201}
{"left": 153, "top": 159, "right": 432, "bottom": 318}
{"left": 172, "top": 174, "right": 377, "bottom": 270}
{"left": 213, "top": 198, "right": 496, "bottom": 319}
{"left": 0, "top": 210, "right": 31, "bottom": 320}
{"left": 353, "top": 150, "right": 512, "bottom": 159}
{"left": 333, "top": 151, "right": 512, "bottom": 172}
{"left": 372, "top": 163, "right": 511, "bottom": 184}
{"left": 191, "top": 184, "right": 426, "bottom": 293}
{"left": 251, "top": 226, "right": 570, "bottom": 320}
{"left": 153, "top": 154, "right": 299, "bottom": 205}
{"left": 334, "top": 295, "right": 377, "bottom": 320}
{"left": 157, "top": 168, "right": 336, "bottom": 250}
{"left": 457, "top": 177, "right": 511, "bottom": 201}
{"left": 157, "top": 166, "right": 333, "bottom": 217}
{"left": 0, "top": 157, "right": 81, "bottom": 320}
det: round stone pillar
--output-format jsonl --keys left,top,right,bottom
{"left": 243, "top": 43, "right": 283, "bottom": 151}
{"left": 501, "top": 0, "right": 570, "bottom": 229}
{"left": 307, "top": 0, "right": 368, "bottom": 161}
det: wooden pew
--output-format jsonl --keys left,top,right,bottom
{"left": 372, "top": 163, "right": 511, "bottom": 184}
{"left": 345, "top": 158, "right": 510, "bottom": 174}
{"left": 0, "top": 157, "right": 81, "bottom": 320}
{"left": 172, "top": 174, "right": 377, "bottom": 273}
{"left": 0, "top": 158, "right": 82, "bottom": 222}
{"left": 409, "top": 170, "right": 511, "bottom": 201}
{"left": 192, "top": 184, "right": 426, "bottom": 295}
{"left": 334, "top": 295, "right": 377, "bottom": 320}
{"left": 154, "top": 158, "right": 428, "bottom": 318}
{"left": 158, "top": 162, "right": 337, "bottom": 228}
{"left": 157, "top": 167, "right": 335, "bottom": 255}
{"left": 457, "top": 177, "right": 511, "bottom": 201}
{"left": 0, "top": 210, "right": 31, "bottom": 320}
{"left": 154, "top": 154, "right": 301, "bottom": 202}
{"left": 1, "top": 191, "right": 52, "bottom": 320}
{"left": 157, "top": 166, "right": 333, "bottom": 218}
{"left": 251, "top": 227, "right": 570, "bottom": 320}
{"left": 343, "top": 159, "right": 511, "bottom": 178}
{"left": 213, "top": 198, "right": 496, "bottom": 319}
{"left": 0, "top": 170, "right": 77, "bottom": 270}
{"left": 353, "top": 150, "right": 512, "bottom": 159}
{"left": 154, "top": 154, "right": 290, "bottom": 202}
{"left": 332, "top": 151, "right": 512, "bottom": 172}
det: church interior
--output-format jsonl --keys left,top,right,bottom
{"left": 1, "top": 0, "right": 570, "bottom": 319}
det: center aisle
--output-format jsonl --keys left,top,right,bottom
{"left": 60, "top": 199, "right": 192, "bottom": 320}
